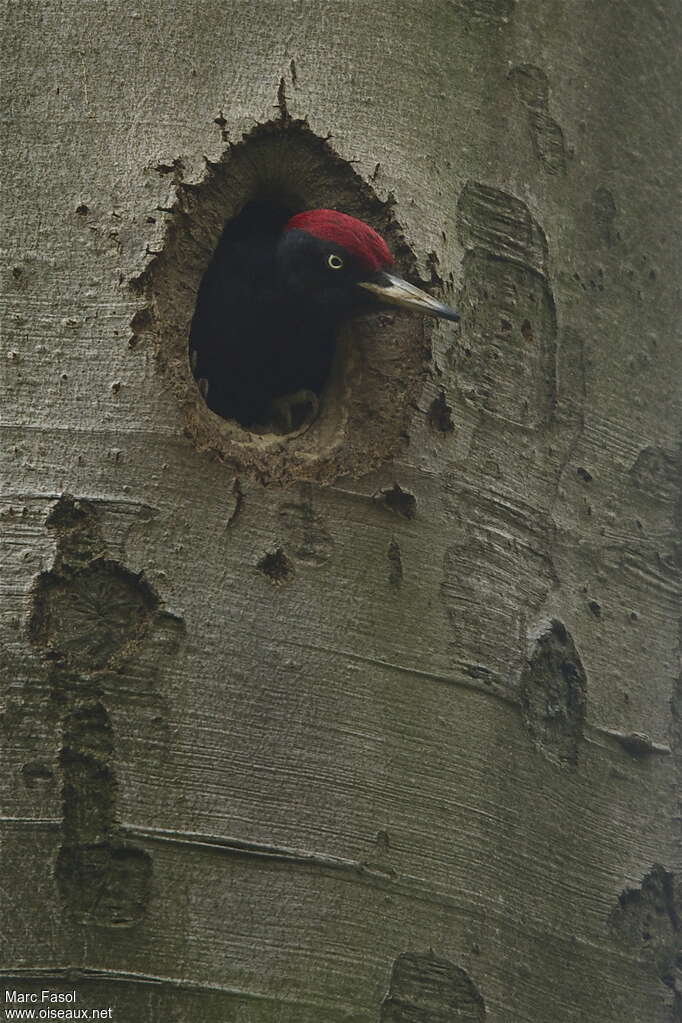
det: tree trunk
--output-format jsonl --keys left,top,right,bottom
{"left": 2, "top": 2, "right": 680, "bottom": 1021}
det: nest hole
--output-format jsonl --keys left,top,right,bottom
{"left": 139, "top": 118, "right": 435, "bottom": 485}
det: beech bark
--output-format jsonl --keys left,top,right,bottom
{"left": 2, "top": 2, "right": 680, "bottom": 1021}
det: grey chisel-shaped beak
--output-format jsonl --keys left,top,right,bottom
{"left": 358, "top": 272, "right": 459, "bottom": 321}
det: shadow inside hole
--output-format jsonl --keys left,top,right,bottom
{"left": 189, "top": 199, "right": 339, "bottom": 435}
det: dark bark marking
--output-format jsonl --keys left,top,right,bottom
{"left": 153, "top": 157, "right": 184, "bottom": 183}
{"left": 612, "top": 731, "right": 662, "bottom": 758}
{"left": 26, "top": 495, "right": 185, "bottom": 927}
{"left": 31, "top": 560, "right": 156, "bottom": 670}
{"left": 21, "top": 761, "right": 54, "bottom": 784}
{"left": 55, "top": 702, "right": 152, "bottom": 926}
{"left": 279, "top": 496, "right": 333, "bottom": 565}
{"left": 227, "top": 477, "right": 244, "bottom": 528}
{"left": 56, "top": 842, "right": 153, "bottom": 929}
{"left": 375, "top": 829, "right": 390, "bottom": 854}
{"left": 427, "top": 389, "right": 455, "bottom": 433}
{"left": 528, "top": 110, "right": 567, "bottom": 175}
{"left": 592, "top": 187, "right": 618, "bottom": 246}
{"left": 509, "top": 65, "right": 567, "bottom": 175}
{"left": 31, "top": 499, "right": 158, "bottom": 672}
{"left": 45, "top": 494, "right": 104, "bottom": 561}
{"left": 129, "top": 305, "right": 153, "bottom": 338}
{"left": 380, "top": 951, "right": 486, "bottom": 1021}
{"left": 610, "top": 865, "right": 680, "bottom": 993}
{"left": 277, "top": 76, "right": 290, "bottom": 120}
{"left": 509, "top": 64, "right": 549, "bottom": 109}
{"left": 257, "top": 547, "right": 295, "bottom": 584}
{"left": 387, "top": 540, "right": 403, "bottom": 586}
{"left": 376, "top": 484, "right": 417, "bottom": 520}
{"left": 519, "top": 620, "right": 586, "bottom": 765}
{"left": 520, "top": 318, "right": 533, "bottom": 342}
{"left": 60, "top": 702, "right": 114, "bottom": 845}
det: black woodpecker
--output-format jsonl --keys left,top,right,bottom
{"left": 189, "top": 205, "right": 459, "bottom": 432}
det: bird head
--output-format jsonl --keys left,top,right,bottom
{"left": 276, "top": 209, "right": 459, "bottom": 322}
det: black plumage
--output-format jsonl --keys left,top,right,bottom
{"left": 189, "top": 201, "right": 459, "bottom": 432}
{"left": 190, "top": 203, "right": 354, "bottom": 430}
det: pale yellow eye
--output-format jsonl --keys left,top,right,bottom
{"left": 327, "top": 253, "right": 344, "bottom": 270}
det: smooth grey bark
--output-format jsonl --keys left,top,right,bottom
{"left": 2, "top": 2, "right": 680, "bottom": 1022}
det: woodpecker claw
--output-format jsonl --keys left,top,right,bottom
{"left": 269, "top": 388, "right": 320, "bottom": 435}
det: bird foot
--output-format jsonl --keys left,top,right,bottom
{"left": 269, "top": 389, "right": 320, "bottom": 435}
